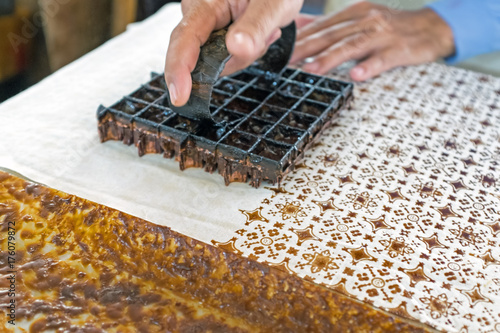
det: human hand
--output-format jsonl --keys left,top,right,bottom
{"left": 165, "top": 0, "right": 303, "bottom": 106}
{"left": 290, "top": 1, "right": 455, "bottom": 81}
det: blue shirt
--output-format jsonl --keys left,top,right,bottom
{"left": 427, "top": 0, "right": 500, "bottom": 64}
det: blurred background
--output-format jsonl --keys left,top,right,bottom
{"left": 0, "top": 0, "right": 179, "bottom": 102}
{"left": 0, "top": 0, "right": 499, "bottom": 103}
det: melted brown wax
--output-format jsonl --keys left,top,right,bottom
{"left": 0, "top": 172, "right": 437, "bottom": 332}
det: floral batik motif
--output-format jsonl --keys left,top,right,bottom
{"left": 214, "top": 63, "right": 500, "bottom": 333}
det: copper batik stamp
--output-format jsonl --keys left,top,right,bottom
{"left": 97, "top": 27, "right": 353, "bottom": 187}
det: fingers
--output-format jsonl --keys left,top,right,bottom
{"left": 303, "top": 32, "right": 379, "bottom": 74}
{"left": 165, "top": 1, "right": 230, "bottom": 106}
{"left": 220, "top": 26, "right": 282, "bottom": 77}
{"left": 225, "top": 0, "right": 302, "bottom": 71}
{"left": 290, "top": 20, "right": 358, "bottom": 64}
{"left": 351, "top": 52, "right": 388, "bottom": 81}
{"left": 351, "top": 48, "right": 400, "bottom": 81}
{"left": 266, "top": 28, "right": 283, "bottom": 46}
{"left": 293, "top": 7, "right": 394, "bottom": 72}
{"left": 295, "top": 13, "right": 316, "bottom": 30}
{"left": 290, "top": 1, "right": 448, "bottom": 82}
{"left": 297, "top": 1, "right": 370, "bottom": 40}
{"left": 292, "top": 8, "right": 388, "bottom": 65}
{"left": 166, "top": 0, "right": 303, "bottom": 106}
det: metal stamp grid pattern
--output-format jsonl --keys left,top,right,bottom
{"left": 97, "top": 67, "right": 353, "bottom": 187}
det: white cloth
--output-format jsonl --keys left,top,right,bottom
{"left": 0, "top": 3, "right": 269, "bottom": 241}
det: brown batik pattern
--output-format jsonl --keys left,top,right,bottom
{"left": 213, "top": 63, "right": 500, "bottom": 333}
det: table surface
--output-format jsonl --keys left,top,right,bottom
{"left": 1, "top": 3, "right": 499, "bottom": 332}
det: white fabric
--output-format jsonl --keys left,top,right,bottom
{"left": 0, "top": 3, "right": 269, "bottom": 241}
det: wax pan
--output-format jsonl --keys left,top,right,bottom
{"left": 97, "top": 67, "right": 353, "bottom": 187}
{"left": 0, "top": 171, "right": 434, "bottom": 332}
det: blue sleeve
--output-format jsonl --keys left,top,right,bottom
{"left": 427, "top": 0, "right": 500, "bottom": 64}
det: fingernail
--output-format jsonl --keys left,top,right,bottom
{"left": 233, "top": 32, "right": 255, "bottom": 54}
{"left": 168, "top": 82, "right": 178, "bottom": 105}
{"left": 351, "top": 67, "right": 365, "bottom": 80}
